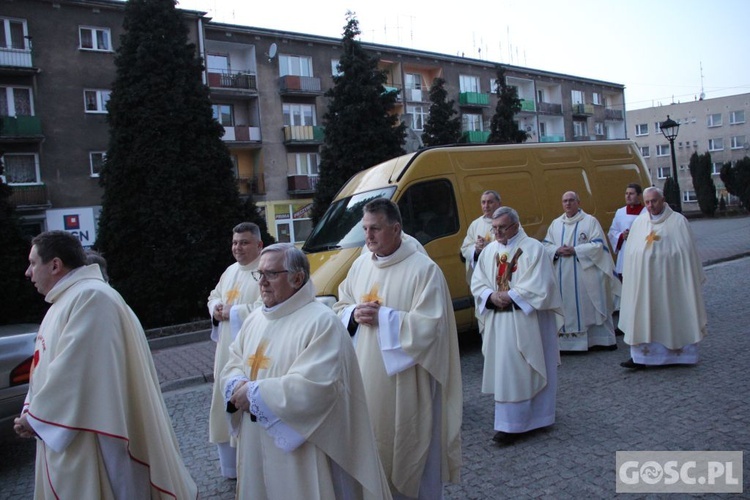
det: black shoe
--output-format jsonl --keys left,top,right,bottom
{"left": 620, "top": 358, "right": 645, "bottom": 369}
{"left": 492, "top": 431, "right": 520, "bottom": 445}
{"left": 615, "top": 328, "right": 625, "bottom": 336}
{"left": 590, "top": 344, "right": 618, "bottom": 351}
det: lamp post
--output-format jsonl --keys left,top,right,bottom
{"left": 660, "top": 115, "right": 681, "bottom": 213}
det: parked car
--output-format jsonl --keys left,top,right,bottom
{"left": 0, "top": 324, "right": 38, "bottom": 429}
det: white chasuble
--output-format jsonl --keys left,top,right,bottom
{"left": 206, "top": 259, "right": 261, "bottom": 444}
{"left": 619, "top": 206, "right": 707, "bottom": 354}
{"left": 542, "top": 210, "right": 620, "bottom": 350}
{"left": 25, "top": 265, "right": 197, "bottom": 499}
{"left": 221, "top": 280, "right": 391, "bottom": 500}
{"left": 335, "top": 237, "right": 463, "bottom": 498}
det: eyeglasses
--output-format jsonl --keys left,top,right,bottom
{"left": 490, "top": 222, "right": 517, "bottom": 234}
{"left": 251, "top": 270, "right": 289, "bottom": 281}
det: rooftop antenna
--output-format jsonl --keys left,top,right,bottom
{"left": 699, "top": 62, "right": 705, "bottom": 100}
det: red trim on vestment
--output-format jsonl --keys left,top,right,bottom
{"left": 626, "top": 204, "right": 644, "bottom": 215}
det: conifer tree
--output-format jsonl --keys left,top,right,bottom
{"left": 720, "top": 156, "right": 750, "bottom": 211}
{"left": 422, "top": 77, "right": 462, "bottom": 147}
{"left": 688, "top": 151, "right": 717, "bottom": 216}
{"left": 311, "top": 12, "right": 405, "bottom": 224}
{"left": 96, "top": 0, "right": 242, "bottom": 328}
{"left": 663, "top": 176, "right": 681, "bottom": 213}
{"left": 488, "top": 65, "right": 528, "bottom": 144}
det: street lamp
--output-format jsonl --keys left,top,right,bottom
{"left": 660, "top": 115, "right": 681, "bottom": 213}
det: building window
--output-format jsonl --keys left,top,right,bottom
{"left": 711, "top": 162, "right": 723, "bottom": 175}
{"left": 592, "top": 92, "right": 601, "bottom": 105}
{"left": 654, "top": 122, "right": 662, "bottom": 134}
{"left": 282, "top": 103, "right": 315, "bottom": 126}
{"left": 573, "top": 121, "right": 588, "bottom": 137}
{"left": 594, "top": 122, "right": 604, "bottom": 136}
{"left": 635, "top": 123, "right": 648, "bottom": 136}
{"left": 212, "top": 104, "right": 233, "bottom": 126}
{"left": 287, "top": 152, "right": 319, "bottom": 176}
{"left": 331, "top": 58, "right": 341, "bottom": 77}
{"left": 707, "top": 113, "right": 722, "bottom": 127}
{"left": 3, "top": 153, "right": 39, "bottom": 184}
{"left": 731, "top": 135, "right": 746, "bottom": 149}
{"left": 571, "top": 90, "right": 584, "bottom": 105}
{"left": 279, "top": 54, "right": 312, "bottom": 77}
{"left": 79, "top": 26, "right": 111, "bottom": 51}
{"left": 682, "top": 190, "right": 697, "bottom": 203}
{"left": 84, "top": 89, "right": 111, "bottom": 113}
{"left": 640, "top": 146, "right": 650, "bottom": 158}
{"left": 655, "top": 167, "right": 670, "bottom": 179}
{"left": 405, "top": 73, "right": 422, "bottom": 90}
{"left": 274, "top": 202, "right": 313, "bottom": 244}
{"left": 729, "top": 110, "right": 745, "bottom": 124}
{"left": 0, "top": 86, "right": 33, "bottom": 115}
{"left": 90, "top": 152, "right": 106, "bottom": 177}
{"left": 708, "top": 138, "right": 724, "bottom": 151}
{"left": 462, "top": 113, "right": 483, "bottom": 131}
{"left": 459, "top": 75, "right": 480, "bottom": 93}
{"left": 656, "top": 144, "right": 670, "bottom": 156}
{"left": 409, "top": 106, "right": 427, "bottom": 131}
{"left": 0, "top": 17, "right": 29, "bottom": 50}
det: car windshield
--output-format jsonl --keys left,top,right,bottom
{"left": 302, "top": 187, "right": 396, "bottom": 253}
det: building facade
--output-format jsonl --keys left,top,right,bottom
{"left": 626, "top": 93, "right": 750, "bottom": 210}
{"left": 2, "top": 0, "right": 628, "bottom": 243}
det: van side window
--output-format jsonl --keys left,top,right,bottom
{"left": 398, "top": 180, "right": 459, "bottom": 245}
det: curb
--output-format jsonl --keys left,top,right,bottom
{"left": 148, "top": 329, "right": 211, "bottom": 351}
{"left": 703, "top": 252, "right": 750, "bottom": 268}
{"left": 161, "top": 373, "right": 214, "bottom": 393}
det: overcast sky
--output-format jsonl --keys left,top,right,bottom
{"left": 176, "top": 0, "right": 750, "bottom": 110}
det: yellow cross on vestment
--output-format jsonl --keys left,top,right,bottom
{"left": 225, "top": 288, "right": 241, "bottom": 304}
{"left": 361, "top": 283, "right": 383, "bottom": 304}
{"left": 247, "top": 339, "right": 271, "bottom": 381}
{"left": 645, "top": 230, "right": 661, "bottom": 248}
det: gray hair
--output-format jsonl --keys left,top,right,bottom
{"left": 643, "top": 186, "right": 664, "bottom": 199}
{"left": 364, "top": 198, "right": 402, "bottom": 227}
{"left": 233, "top": 222, "right": 261, "bottom": 240}
{"left": 492, "top": 206, "right": 519, "bottom": 223}
{"left": 85, "top": 249, "right": 109, "bottom": 282}
{"left": 483, "top": 190, "right": 501, "bottom": 203}
{"left": 260, "top": 243, "right": 310, "bottom": 286}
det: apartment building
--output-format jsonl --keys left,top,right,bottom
{"left": 626, "top": 93, "right": 750, "bottom": 210}
{"left": 2, "top": 0, "right": 628, "bottom": 243}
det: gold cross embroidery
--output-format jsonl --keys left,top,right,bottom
{"left": 247, "top": 339, "right": 271, "bottom": 381}
{"left": 645, "top": 230, "right": 661, "bottom": 248}
{"left": 361, "top": 283, "right": 382, "bottom": 305}
{"left": 225, "top": 288, "right": 241, "bottom": 305}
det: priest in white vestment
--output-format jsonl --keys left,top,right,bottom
{"left": 222, "top": 243, "right": 391, "bottom": 500}
{"left": 543, "top": 191, "right": 620, "bottom": 351}
{"left": 607, "top": 183, "right": 645, "bottom": 279}
{"left": 335, "top": 198, "right": 463, "bottom": 499}
{"left": 472, "top": 207, "right": 563, "bottom": 445}
{"left": 15, "top": 231, "right": 197, "bottom": 499}
{"left": 619, "top": 187, "right": 707, "bottom": 368}
{"left": 206, "top": 222, "right": 263, "bottom": 478}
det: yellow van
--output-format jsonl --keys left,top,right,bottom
{"left": 302, "top": 141, "right": 651, "bottom": 333}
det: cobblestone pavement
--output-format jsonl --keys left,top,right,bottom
{"left": 1, "top": 215, "right": 748, "bottom": 498}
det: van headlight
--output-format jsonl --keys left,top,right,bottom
{"left": 315, "top": 295, "right": 337, "bottom": 309}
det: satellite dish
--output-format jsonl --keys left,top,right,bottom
{"left": 266, "top": 43, "right": 277, "bottom": 62}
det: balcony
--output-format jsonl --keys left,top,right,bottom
{"left": 540, "top": 135, "right": 566, "bottom": 143}
{"left": 538, "top": 102, "right": 563, "bottom": 115}
{"left": 519, "top": 99, "right": 536, "bottom": 112}
{"left": 287, "top": 174, "right": 319, "bottom": 194}
{"left": 237, "top": 176, "right": 262, "bottom": 195}
{"left": 283, "top": 125, "right": 324, "bottom": 145}
{"left": 222, "top": 126, "right": 261, "bottom": 143}
{"left": 279, "top": 75, "right": 322, "bottom": 95}
{"left": 207, "top": 70, "right": 257, "bottom": 92}
{"left": 0, "top": 116, "right": 43, "bottom": 142}
{"left": 8, "top": 183, "right": 50, "bottom": 209}
{"left": 461, "top": 130, "right": 489, "bottom": 143}
{"left": 605, "top": 108, "right": 624, "bottom": 120}
{"left": 0, "top": 47, "right": 33, "bottom": 69}
{"left": 459, "top": 92, "right": 490, "bottom": 107}
{"left": 572, "top": 103, "right": 594, "bottom": 116}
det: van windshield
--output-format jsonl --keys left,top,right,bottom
{"left": 302, "top": 187, "right": 396, "bottom": 253}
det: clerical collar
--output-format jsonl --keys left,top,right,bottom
{"left": 626, "top": 203, "right": 644, "bottom": 215}
{"left": 499, "top": 230, "right": 522, "bottom": 248}
{"left": 650, "top": 210, "right": 667, "bottom": 222}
